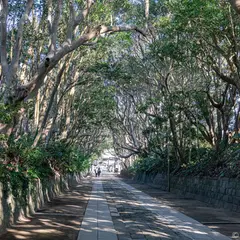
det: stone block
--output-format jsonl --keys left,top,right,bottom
{"left": 212, "top": 180, "right": 217, "bottom": 187}
{"left": 109, "top": 207, "right": 118, "bottom": 213}
{"left": 220, "top": 187, "right": 226, "bottom": 194}
{"left": 211, "top": 186, "right": 216, "bottom": 192}
{"left": 217, "top": 194, "right": 223, "bottom": 200}
{"left": 135, "top": 174, "right": 239, "bottom": 213}
{"left": 98, "top": 230, "right": 118, "bottom": 240}
{"left": 228, "top": 180, "right": 236, "bottom": 189}
{"left": 130, "top": 233, "right": 145, "bottom": 239}
{"left": 223, "top": 195, "right": 228, "bottom": 202}
{"left": 212, "top": 192, "right": 217, "bottom": 199}
{"left": 227, "top": 196, "right": 233, "bottom": 203}
{"left": 118, "top": 235, "right": 132, "bottom": 240}
{"left": 218, "top": 201, "right": 224, "bottom": 208}
{"left": 220, "top": 179, "right": 224, "bottom": 188}
{"left": 232, "top": 204, "right": 238, "bottom": 211}
{"left": 210, "top": 198, "right": 215, "bottom": 205}
{"left": 233, "top": 197, "right": 240, "bottom": 205}
{"left": 223, "top": 202, "right": 232, "bottom": 210}
{"left": 236, "top": 190, "right": 240, "bottom": 197}
{"left": 226, "top": 189, "right": 232, "bottom": 195}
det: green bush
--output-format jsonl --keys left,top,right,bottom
{"left": 128, "top": 144, "right": 240, "bottom": 178}
{"left": 120, "top": 166, "right": 135, "bottom": 178}
{"left": 0, "top": 136, "right": 92, "bottom": 192}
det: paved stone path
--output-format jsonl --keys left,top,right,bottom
{"left": 77, "top": 180, "right": 117, "bottom": 240}
{"left": 113, "top": 178, "right": 231, "bottom": 240}
{"left": 121, "top": 178, "right": 240, "bottom": 238}
{"left": 103, "top": 179, "right": 185, "bottom": 240}
{"left": 0, "top": 175, "right": 235, "bottom": 240}
{"left": 79, "top": 176, "right": 231, "bottom": 240}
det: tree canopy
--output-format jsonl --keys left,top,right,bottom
{"left": 1, "top": 0, "right": 240, "bottom": 182}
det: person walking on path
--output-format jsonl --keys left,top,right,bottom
{"left": 97, "top": 167, "right": 101, "bottom": 177}
{"left": 94, "top": 168, "right": 97, "bottom": 177}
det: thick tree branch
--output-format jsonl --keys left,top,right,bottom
{"left": 117, "top": 152, "right": 137, "bottom": 159}
{"left": 212, "top": 65, "right": 237, "bottom": 87}
{"left": 24, "top": 25, "right": 146, "bottom": 100}
{"left": 99, "top": 25, "right": 147, "bottom": 37}
{"left": 207, "top": 84, "right": 229, "bottom": 109}
{"left": 66, "top": 0, "right": 95, "bottom": 42}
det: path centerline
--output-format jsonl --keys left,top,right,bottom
{"left": 77, "top": 180, "right": 117, "bottom": 240}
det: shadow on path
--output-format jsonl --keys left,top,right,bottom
{"left": 0, "top": 180, "right": 92, "bottom": 240}
{"left": 120, "top": 177, "right": 240, "bottom": 239}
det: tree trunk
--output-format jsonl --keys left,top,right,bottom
{"left": 145, "top": 0, "right": 149, "bottom": 19}
{"left": 230, "top": 0, "right": 240, "bottom": 13}
{"left": 169, "top": 116, "right": 183, "bottom": 166}
{"left": 32, "top": 64, "right": 65, "bottom": 147}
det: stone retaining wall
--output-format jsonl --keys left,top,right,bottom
{"left": 0, "top": 174, "right": 77, "bottom": 235}
{"left": 134, "top": 172, "right": 240, "bottom": 212}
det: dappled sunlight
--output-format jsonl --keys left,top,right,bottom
{"left": 98, "top": 227, "right": 116, "bottom": 233}
{"left": 36, "top": 212, "right": 82, "bottom": 217}
{"left": 81, "top": 217, "right": 97, "bottom": 224}
{"left": 16, "top": 216, "right": 32, "bottom": 223}
{"left": 39, "top": 218, "right": 51, "bottom": 222}
{"left": 97, "top": 219, "right": 114, "bottom": 223}
{"left": 41, "top": 219, "right": 80, "bottom": 230}
{"left": 31, "top": 229, "right": 62, "bottom": 234}
{"left": 111, "top": 178, "right": 231, "bottom": 240}
{"left": 86, "top": 196, "right": 105, "bottom": 201}
{"left": 143, "top": 230, "right": 170, "bottom": 238}
{"left": 11, "top": 224, "right": 42, "bottom": 228}
{"left": 7, "top": 229, "right": 32, "bottom": 236}
{"left": 1, "top": 180, "right": 92, "bottom": 240}
{"left": 141, "top": 230, "right": 168, "bottom": 237}
{"left": 70, "top": 220, "right": 81, "bottom": 225}
{"left": 4, "top": 216, "right": 82, "bottom": 240}
{"left": 169, "top": 223, "right": 209, "bottom": 235}
{"left": 1, "top": 177, "right": 232, "bottom": 240}
{"left": 208, "top": 225, "right": 220, "bottom": 229}
{"left": 14, "top": 235, "right": 27, "bottom": 240}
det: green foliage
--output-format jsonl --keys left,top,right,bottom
{"left": 0, "top": 134, "right": 8, "bottom": 141}
{"left": 0, "top": 133, "right": 93, "bottom": 207}
{"left": 2, "top": 0, "right": 240, "bottom": 195}
{"left": 87, "top": 0, "right": 134, "bottom": 27}
{"left": 132, "top": 152, "right": 169, "bottom": 174}
{"left": 0, "top": 104, "right": 17, "bottom": 124}
{"left": 46, "top": 142, "right": 91, "bottom": 173}
{"left": 130, "top": 144, "right": 240, "bottom": 178}
{"left": 1, "top": 136, "right": 92, "bottom": 181}
{"left": 120, "top": 166, "right": 135, "bottom": 178}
